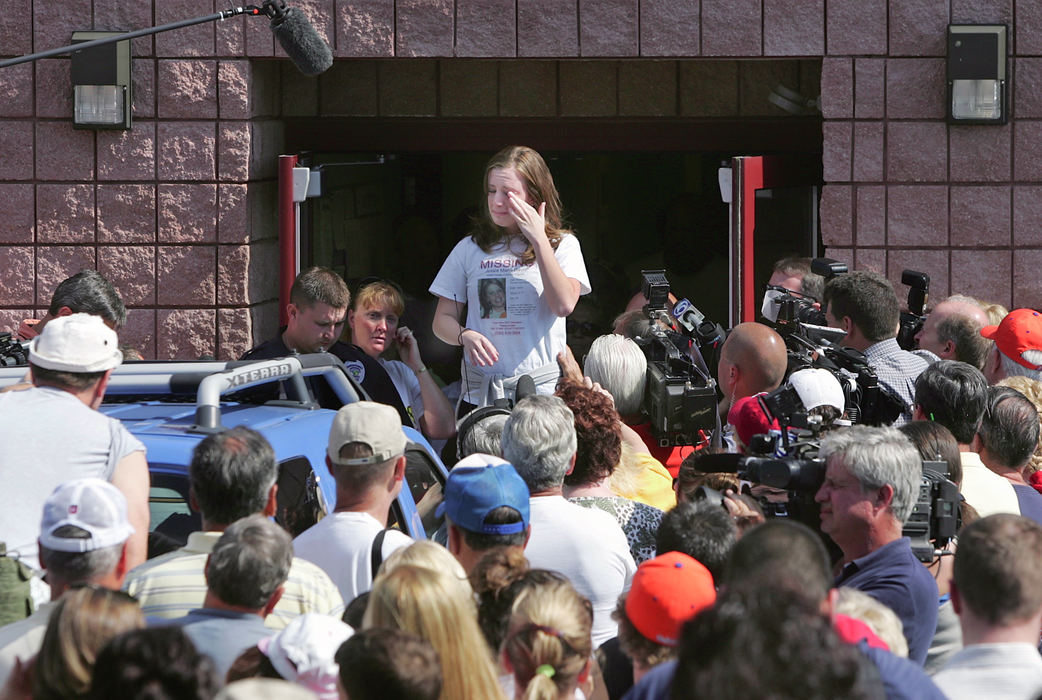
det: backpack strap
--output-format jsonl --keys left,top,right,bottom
{"left": 370, "top": 529, "right": 388, "bottom": 578}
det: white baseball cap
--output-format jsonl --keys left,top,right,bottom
{"left": 259, "top": 613, "right": 353, "bottom": 700}
{"left": 788, "top": 368, "right": 845, "bottom": 412}
{"left": 29, "top": 313, "right": 122, "bottom": 373}
{"left": 39, "top": 478, "right": 135, "bottom": 553}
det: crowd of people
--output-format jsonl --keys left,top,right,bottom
{"left": 3, "top": 144, "right": 1042, "bottom": 699}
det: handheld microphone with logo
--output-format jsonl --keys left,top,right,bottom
{"left": 263, "top": 0, "right": 333, "bottom": 76}
{"left": 672, "top": 298, "right": 705, "bottom": 333}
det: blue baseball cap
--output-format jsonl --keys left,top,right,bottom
{"left": 436, "top": 454, "right": 530, "bottom": 535}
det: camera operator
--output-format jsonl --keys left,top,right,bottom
{"left": 814, "top": 425, "right": 938, "bottom": 666}
{"left": 716, "top": 322, "right": 787, "bottom": 422}
{"left": 823, "top": 270, "right": 928, "bottom": 424}
{"left": 913, "top": 295, "right": 991, "bottom": 370}
{"left": 761, "top": 256, "right": 825, "bottom": 324}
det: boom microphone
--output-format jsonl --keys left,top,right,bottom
{"left": 265, "top": 0, "right": 333, "bottom": 76}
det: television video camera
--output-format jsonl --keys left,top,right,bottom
{"left": 0, "top": 333, "right": 28, "bottom": 367}
{"left": 896, "top": 270, "right": 930, "bottom": 351}
{"left": 635, "top": 270, "right": 721, "bottom": 448}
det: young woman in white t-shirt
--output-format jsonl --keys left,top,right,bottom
{"left": 430, "top": 146, "right": 590, "bottom": 412}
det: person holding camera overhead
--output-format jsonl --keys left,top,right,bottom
{"left": 430, "top": 145, "right": 591, "bottom": 414}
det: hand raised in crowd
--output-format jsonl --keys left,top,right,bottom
{"left": 508, "top": 192, "right": 548, "bottom": 247}
{"left": 460, "top": 328, "right": 499, "bottom": 367}
{"left": 556, "top": 346, "right": 584, "bottom": 384}
{"left": 394, "top": 325, "right": 425, "bottom": 371}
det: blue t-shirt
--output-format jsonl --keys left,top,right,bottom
{"left": 858, "top": 641, "right": 948, "bottom": 700}
{"left": 1013, "top": 484, "right": 1042, "bottom": 527}
{"left": 835, "top": 537, "right": 939, "bottom": 666}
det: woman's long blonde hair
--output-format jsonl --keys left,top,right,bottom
{"left": 472, "top": 145, "right": 572, "bottom": 265}
{"left": 502, "top": 578, "right": 593, "bottom": 700}
{"left": 364, "top": 563, "right": 505, "bottom": 700}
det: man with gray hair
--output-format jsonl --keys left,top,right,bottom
{"left": 977, "top": 386, "right": 1042, "bottom": 526}
{"left": 124, "top": 427, "right": 344, "bottom": 627}
{"left": 501, "top": 394, "right": 636, "bottom": 647}
{"left": 813, "top": 425, "right": 938, "bottom": 665}
{"left": 980, "top": 308, "right": 1042, "bottom": 384}
{"left": 0, "top": 478, "right": 135, "bottom": 684}
{"left": 914, "top": 295, "right": 991, "bottom": 369}
{"left": 168, "top": 514, "right": 292, "bottom": 678}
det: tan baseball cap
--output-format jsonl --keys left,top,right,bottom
{"left": 327, "top": 402, "right": 406, "bottom": 466}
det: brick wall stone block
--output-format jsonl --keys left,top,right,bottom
{"left": 889, "top": 0, "right": 948, "bottom": 56}
{"left": 855, "top": 59, "right": 886, "bottom": 118}
{"left": 886, "top": 59, "right": 946, "bottom": 119}
{"left": 456, "top": 0, "right": 515, "bottom": 57}
{"left": 953, "top": 0, "right": 1011, "bottom": 25}
{"left": 0, "top": 311, "right": 30, "bottom": 336}
{"left": 887, "top": 185, "right": 948, "bottom": 246}
{"left": 1016, "top": 0, "right": 1042, "bottom": 56}
{"left": 250, "top": 301, "right": 281, "bottom": 346}
{"left": 820, "top": 185, "right": 853, "bottom": 246}
{"left": 953, "top": 249, "right": 1011, "bottom": 307}
{"left": 35, "top": 60, "right": 72, "bottom": 119}
{"left": 336, "top": 0, "right": 394, "bottom": 56}
{"left": 580, "top": 0, "right": 637, "bottom": 57}
{"left": 764, "top": 0, "right": 824, "bottom": 56}
{"left": 827, "top": 0, "right": 886, "bottom": 55}
{"left": 1014, "top": 186, "right": 1042, "bottom": 247}
{"left": 396, "top": 0, "right": 453, "bottom": 57}
{"left": 440, "top": 60, "right": 498, "bottom": 116}
{"left": 158, "top": 122, "right": 216, "bottom": 181}
{"left": 248, "top": 122, "right": 285, "bottom": 180}
{"left": 0, "top": 64, "right": 33, "bottom": 118}
{"left": 519, "top": 0, "right": 578, "bottom": 57}
{"left": 854, "top": 248, "right": 885, "bottom": 275}
{"left": 1014, "top": 121, "right": 1042, "bottom": 181}
{"left": 155, "top": 0, "right": 215, "bottom": 56}
{"left": 499, "top": 61, "right": 557, "bottom": 116}
{"left": 36, "top": 123, "right": 94, "bottom": 182}
{"left": 218, "top": 62, "right": 251, "bottom": 119}
{"left": 37, "top": 185, "right": 94, "bottom": 243}
{"left": 247, "top": 238, "right": 280, "bottom": 306}
{"left": 0, "top": 185, "right": 35, "bottom": 244}
{"left": 245, "top": 10, "right": 276, "bottom": 57}
{"left": 158, "top": 246, "right": 216, "bottom": 305}
{"left": 159, "top": 184, "right": 218, "bottom": 243}
{"left": 219, "top": 122, "right": 252, "bottom": 182}
{"left": 560, "top": 62, "right": 618, "bottom": 116}
{"left": 820, "top": 58, "right": 852, "bottom": 119}
{"left": 94, "top": 0, "right": 154, "bottom": 56}
{"left": 133, "top": 59, "right": 157, "bottom": 118}
{"left": 281, "top": 62, "right": 321, "bottom": 116}
{"left": 639, "top": 0, "right": 698, "bottom": 56}
{"left": 218, "top": 308, "right": 253, "bottom": 360}
{"left": 950, "top": 186, "right": 1011, "bottom": 247}
{"left": 703, "top": 0, "right": 762, "bottom": 56}
{"left": 320, "top": 61, "right": 378, "bottom": 116}
{"left": 34, "top": 0, "right": 89, "bottom": 57}
{"left": 679, "top": 62, "right": 738, "bottom": 117}
{"left": 887, "top": 249, "right": 949, "bottom": 299}
{"left": 853, "top": 122, "right": 884, "bottom": 181}
{"left": 98, "top": 122, "right": 157, "bottom": 181}
{"left": 823, "top": 122, "right": 852, "bottom": 182}
{"left": 158, "top": 60, "right": 218, "bottom": 119}
{"left": 250, "top": 181, "right": 279, "bottom": 242}
{"left": 739, "top": 61, "right": 801, "bottom": 117}
{"left": 886, "top": 122, "right": 947, "bottom": 182}
{"left": 158, "top": 308, "right": 216, "bottom": 360}
{"left": 99, "top": 245, "right": 156, "bottom": 306}
{"left": 619, "top": 61, "right": 677, "bottom": 116}
{"left": 856, "top": 185, "right": 886, "bottom": 246}
{"left": 0, "top": 122, "right": 33, "bottom": 180}
{"left": 216, "top": 15, "right": 245, "bottom": 57}
{"left": 378, "top": 61, "right": 437, "bottom": 115}
{"left": 1, "top": 0, "right": 32, "bottom": 56}
{"left": 121, "top": 309, "right": 156, "bottom": 359}
{"left": 0, "top": 248, "right": 34, "bottom": 304}
{"left": 218, "top": 184, "right": 251, "bottom": 243}
{"left": 950, "top": 125, "right": 1010, "bottom": 182}
{"left": 1015, "top": 59, "right": 1042, "bottom": 118}
{"left": 37, "top": 247, "right": 96, "bottom": 306}
{"left": 1013, "top": 250, "right": 1042, "bottom": 310}
{"left": 98, "top": 184, "right": 156, "bottom": 243}
{"left": 217, "top": 245, "right": 250, "bottom": 305}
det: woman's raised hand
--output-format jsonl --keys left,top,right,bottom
{"left": 508, "top": 191, "right": 547, "bottom": 246}
{"left": 461, "top": 328, "right": 500, "bottom": 367}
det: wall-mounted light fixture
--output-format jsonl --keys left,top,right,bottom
{"left": 71, "top": 31, "right": 132, "bottom": 129}
{"left": 947, "top": 24, "right": 1007, "bottom": 125}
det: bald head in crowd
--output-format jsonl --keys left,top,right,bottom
{"left": 916, "top": 295, "right": 991, "bottom": 369}
{"left": 717, "top": 323, "right": 787, "bottom": 413}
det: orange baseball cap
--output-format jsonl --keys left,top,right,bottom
{"left": 624, "top": 552, "right": 716, "bottom": 647}
{"left": 980, "top": 308, "right": 1042, "bottom": 371}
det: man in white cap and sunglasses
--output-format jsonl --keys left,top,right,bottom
{"left": 0, "top": 314, "right": 149, "bottom": 601}
{"left": 0, "top": 477, "right": 136, "bottom": 684}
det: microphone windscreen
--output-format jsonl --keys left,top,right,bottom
{"left": 514, "top": 374, "right": 537, "bottom": 403}
{"left": 271, "top": 7, "right": 333, "bottom": 76}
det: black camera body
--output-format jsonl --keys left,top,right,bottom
{"left": 897, "top": 270, "right": 930, "bottom": 351}
{"left": 636, "top": 271, "right": 719, "bottom": 447}
{"left": 0, "top": 333, "right": 28, "bottom": 367}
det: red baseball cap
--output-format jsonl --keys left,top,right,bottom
{"left": 980, "top": 308, "right": 1042, "bottom": 371}
{"left": 624, "top": 552, "right": 716, "bottom": 647}
{"left": 728, "top": 394, "right": 780, "bottom": 449}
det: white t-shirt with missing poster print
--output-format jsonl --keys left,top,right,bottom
{"left": 430, "top": 234, "right": 591, "bottom": 405}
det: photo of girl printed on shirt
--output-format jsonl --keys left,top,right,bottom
{"left": 479, "top": 278, "right": 508, "bottom": 319}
